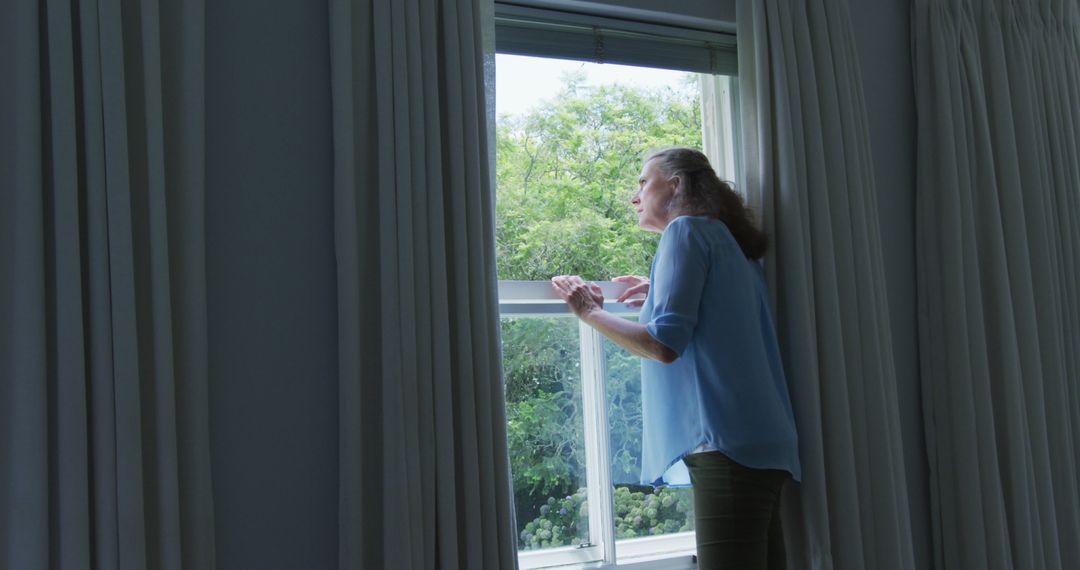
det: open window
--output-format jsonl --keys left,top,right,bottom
{"left": 493, "top": 3, "right": 739, "bottom": 568}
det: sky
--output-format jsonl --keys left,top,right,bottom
{"left": 495, "top": 53, "right": 694, "bottom": 118}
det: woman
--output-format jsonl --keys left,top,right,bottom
{"left": 551, "top": 148, "right": 800, "bottom": 570}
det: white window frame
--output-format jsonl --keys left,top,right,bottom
{"left": 494, "top": 72, "right": 739, "bottom": 566}
{"left": 493, "top": 5, "right": 741, "bottom": 567}
{"left": 498, "top": 282, "right": 698, "bottom": 570}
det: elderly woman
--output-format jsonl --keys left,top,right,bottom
{"left": 551, "top": 147, "right": 800, "bottom": 569}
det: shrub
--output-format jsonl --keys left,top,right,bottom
{"left": 519, "top": 486, "right": 694, "bottom": 549}
{"left": 613, "top": 486, "right": 694, "bottom": 538}
{"left": 519, "top": 489, "right": 589, "bottom": 550}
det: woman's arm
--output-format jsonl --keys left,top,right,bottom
{"left": 551, "top": 275, "right": 678, "bottom": 364}
{"left": 582, "top": 308, "right": 678, "bottom": 363}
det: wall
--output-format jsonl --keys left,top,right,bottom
{"left": 205, "top": 0, "right": 339, "bottom": 567}
{"left": 847, "top": 1, "right": 933, "bottom": 568}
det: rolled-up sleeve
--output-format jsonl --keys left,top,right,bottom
{"left": 646, "top": 218, "right": 708, "bottom": 357}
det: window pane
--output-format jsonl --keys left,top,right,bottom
{"left": 495, "top": 54, "right": 702, "bottom": 282}
{"left": 604, "top": 326, "right": 696, "bottom": 540}
{"left": 495, "top": 53, "right": 736, "bottom": 563}
{"left": 501, "top": 316, "right": 591, "bottom": 551}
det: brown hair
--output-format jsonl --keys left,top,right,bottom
{"left": 646, "top": 147, "right": 768, "bottom": 259}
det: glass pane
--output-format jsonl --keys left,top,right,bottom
{"left": 495, "top": 54, "right": 731, "bottom": 560}
{"left": 494, "top": 54, "right": 701, "bottom": 283}
{"left": 501, "top": 315, "right": 590, "bottom": 551}
{"left": 604, "top": 323, "right": 696, "bottom": 539}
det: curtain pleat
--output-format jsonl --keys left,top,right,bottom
{"left": 331, "top": 0, "right": 516, "bottom": 568}
{"left": 738, "top": 0, "right": 918, "bottom": 568}
{"left": 2, "top": 0, "right": 214, "bottom": 568}
{"left": 913, "top": 1, "right": 1080, "bottom": 568}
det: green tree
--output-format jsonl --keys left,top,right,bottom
{"left": 496, "top": 75, "right": 702, "bottom": 281}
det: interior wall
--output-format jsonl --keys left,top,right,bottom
{"left": 205, "top": 0, "right": 339, "bottom": 568}
{"left": 847, "top": 1, "right": 932, "bottom": 568}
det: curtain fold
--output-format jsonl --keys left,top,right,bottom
{"left": 737, "top": 0, "right": 917, "bottom": 568}
{"left": 330, "top": 0, "right": 516, "bottom": 568}
{"left": 1, "top": 0, "right": 214, "bottom": 569}
{"left": 913, "top": 1, "right": 1080, "bottom": 568}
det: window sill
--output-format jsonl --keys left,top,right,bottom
{"left": 518, "top": 533, "right": 697, "bottom": 569}
{"left": 522, "top": 552, "right": 697, "bottom": 570}
{"left": 616, "top": 552, "right": 697, "bottom": 570}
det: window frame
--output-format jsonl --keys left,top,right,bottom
{"left": 493, "top": 5, "right": 741, "bottom": 567}
{"left": 494, "top": 3, "right": 737, "bottom": 76}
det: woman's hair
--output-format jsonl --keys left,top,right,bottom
{"left": 645, "top": 147, "right": 768, "bottom": 259}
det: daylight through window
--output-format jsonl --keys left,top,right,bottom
{"left": 495, "top": 19, "right": 739, "bottom": 570}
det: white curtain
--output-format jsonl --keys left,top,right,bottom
{"left": 912, "top": 1, "right": 1080, "bottom": 568}
{"left": 328, "top": 0, "right": 517, "bottom": 568}
{"left": 1, "top": 0, "right": 215, "bottom": 569}
{"left": 736, "top": 1, "right": 917, "bottom": 568}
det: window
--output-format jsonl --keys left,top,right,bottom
{"left": 494, "top": 4, "right": 739, "bottom": 568}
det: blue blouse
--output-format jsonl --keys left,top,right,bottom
{"left": 639, "top": 216, "right": 801, "bottom": 486}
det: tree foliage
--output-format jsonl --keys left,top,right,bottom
{"left": 518, "top": 486, "right": 695, "bottom": 550}
{"left": 496, "top": 72, "right": 702, "bottom": 281}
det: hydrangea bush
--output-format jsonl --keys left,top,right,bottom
{"left": 519, "top": 486, "right": 694, "bottom": 550}
{"left": 519, "top": 489, "right": 589, "bottom": 550}
{"left": 612, "top": 486, "right": 694, "bottom": 539}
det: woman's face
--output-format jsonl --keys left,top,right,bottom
{"left": 631, "top": 159, "right": 677, "bottom": 233}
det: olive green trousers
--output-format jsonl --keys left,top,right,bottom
{"left": 682, "top": 451, "right": 789, "bottom": 570}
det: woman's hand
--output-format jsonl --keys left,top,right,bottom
{"left": 553, "top": 274, "right": 677, "bottom": 364}
{"left": 613, "top": 275, "right": 649, "bottom": 308}
{"left": 551, "top": 275, "right": 604, "bottom": 320}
